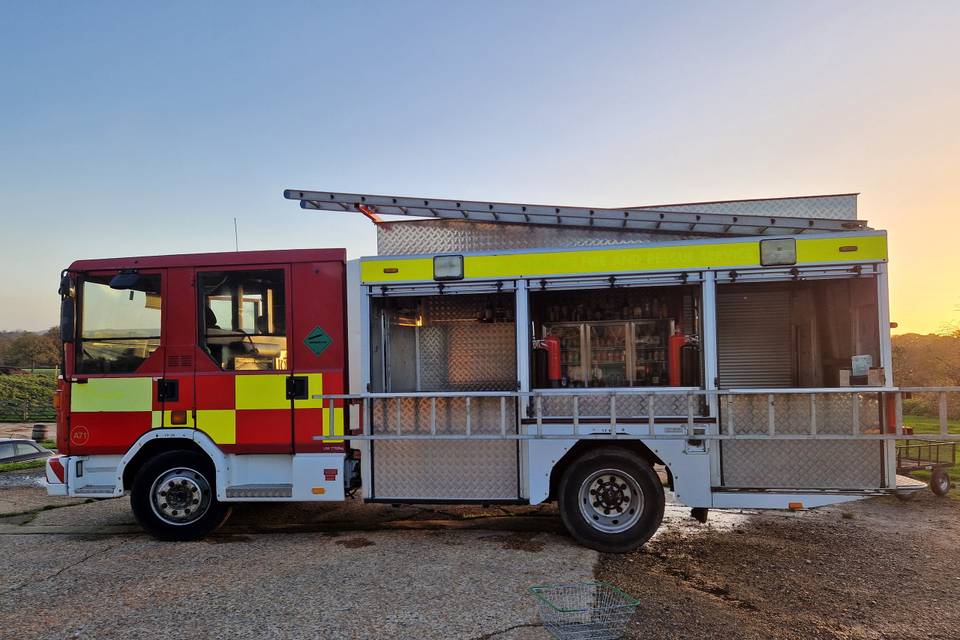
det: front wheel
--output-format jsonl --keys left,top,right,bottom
{"left": 558, "top": 447, "right": 665, "bottom": 553}
{"left": 131, "top": 450, "right": 231, "bottom": 541}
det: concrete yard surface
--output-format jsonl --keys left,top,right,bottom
{"left": 0, "top": 490, "right": 591, "bottom": 640}
{"left": 2, "top": 473, "right": 959, "bottom": 639}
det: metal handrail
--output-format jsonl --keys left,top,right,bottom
{"left": 309, "top": 387, "right": 960, "bottom": 442}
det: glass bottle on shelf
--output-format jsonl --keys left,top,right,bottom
{"left": 589, "top": 323, "right": 626, "bottom": 388}
{"left": 547, "top": 323, "right": 584, "bottom": 387}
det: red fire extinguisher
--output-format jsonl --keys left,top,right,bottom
{"left": 668, "top": 330, "right": 685, "bottom": 387}
{"left": 543, "top": 334, "right": 562, "bottom": 387}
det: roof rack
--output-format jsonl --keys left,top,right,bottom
{"left": 283, "top": 189, "right": 868, "bottom": 237}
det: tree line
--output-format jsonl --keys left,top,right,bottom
{"left": 0, "top": 324, "right": 957, "bottom": 413}
{"left": 892, "top": 328, "right": 960, "bottom": 418}
{"left": 0, "top": 328, "right": 60, "bottom": 370}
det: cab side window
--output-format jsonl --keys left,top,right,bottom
{"left": 77, "top": 274, "right": 162, "bottom": 374}
{"left": 198, "top": 270, "right": 287, "bottom": 371}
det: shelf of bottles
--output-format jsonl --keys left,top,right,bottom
{"left": 553, "top": 324, "right": 584, "bottom": 387}
{"left": 589, "top": 323, "right": 628, "bottom": 387}
{"left": 536, "top": 286, "right": 698, "bottom": 389}
{"left": 633, "top": 319, "right": 673, "bottom": 387}
{"left": 542, "top": 311, "right": 677, "bottom": 388}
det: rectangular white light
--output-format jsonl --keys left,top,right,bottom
{"left": 760, "top": 238, "right": 797, "bottom": 266}
{"left": 433, "top": 255, "right": 464, "bottom": 281}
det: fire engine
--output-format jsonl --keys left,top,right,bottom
{"left": 45, "top": 189, "right": 942, "bottom": 552}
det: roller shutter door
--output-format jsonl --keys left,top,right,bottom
{"left": 716, "top": 283, "right": 793, "bottom": 388}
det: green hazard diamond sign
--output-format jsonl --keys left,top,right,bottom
{"left": 304, "top": 326, "right": 332, "bottom": 356}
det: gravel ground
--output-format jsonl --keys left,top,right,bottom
{"left": 601, "top": 491, "right": 960, "bottom": 640}
{"left": 2, "top": 469, "right": 957, "bottom": 639}
{"left": 0, "top": 474, "right": 591, "bottom": 640}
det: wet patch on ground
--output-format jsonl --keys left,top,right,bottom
{"left": 478, "top": 531, "right": 546, "bottom": 553}
{"left": 205, "top": 534, "right": 254, "bottom": 544}
{"left": 600, "top": 492, "right": 960, "bottom": 640}
{"left": 335, "top": 536, "right": 375, "bottom": 548}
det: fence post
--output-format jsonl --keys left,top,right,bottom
{"left": 940, "top": 392, "right": 949, "bottom": 437}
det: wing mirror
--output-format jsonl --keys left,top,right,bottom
{"left": 109, "top": 270, "right": 142, "bottom": 290}
{"left": 60, "top": 297, "right": 75, "bottom": 343}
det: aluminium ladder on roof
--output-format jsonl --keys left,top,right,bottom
{"left": 283, "top": 189, "right": 868, "bottom": 237}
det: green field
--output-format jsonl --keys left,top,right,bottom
{"left": 0, "top": 459, "right": 46, "bottom": 473}
{"left": 0, "top": 373, "right": 57, "bottom": 422}
{"left": 901, "top": 414, "right": 960, "bottom": 485}
{"left": 25, "top": 368, "right": 58, "bottom": 377}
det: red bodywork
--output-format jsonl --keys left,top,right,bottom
{"left": 59, "top": 248, "right": 348, "bottom": 457}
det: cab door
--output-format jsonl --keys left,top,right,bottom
{"left": 193, "top": 266, "right": 293, "bottom": 453}
{"left": 69, "top": 269, "right": 165, "bottom": 454}
{"left": 289, "top": 260, "right": 347, "bottom": 452}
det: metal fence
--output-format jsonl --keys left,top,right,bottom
{"left": 0, "top": 397, "right": 56, "bottom": 422}
{"left": 0, "top": 368, "right": 58, "bottom": 423}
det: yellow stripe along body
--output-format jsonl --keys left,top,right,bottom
{"left": 68, "top": 374, "right": 344, "bottom": 447}
{"left": 360, "top": 232, "right": 887, "bottom": 284}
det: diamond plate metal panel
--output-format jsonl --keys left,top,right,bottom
{"left": 370, "top": 396, "right": 520, "bottom": 499}
{"left": 377, "top": 220, "right": 704, "bottom": 255}
{"left": 633, "top": 194, "right": 857, "bottom": 220}
{"left": 417, "top": 295, "right": 517, "bottom": 391}
{"left": 720, "top": 393, "right": 883, "bottom": 489}
{"left": 371, "top": 293, "right": 520, "bottom": 500}
{"left": 720, "top": 440, "right": 881, "bottom": 489}
{"left": 418, "top": 326, "right": 448, "bottom": 391}
{"left": 372, "top": 440, "right": 518, "bottom": 500}
{"left": 538, "top": 394, "right": 705, "bottom": 419}
{"left": 371, "top": 397, "right": 515, "bottom": 435}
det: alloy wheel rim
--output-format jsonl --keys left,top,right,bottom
{"left": 149, "top": 467, "right": 212, "bottom": 526}
{"left": 578, "top": 468, "right": 644, "bottom": 534}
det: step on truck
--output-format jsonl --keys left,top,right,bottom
{"left": 45, "top": 189, "right": 956, "bottom": 552}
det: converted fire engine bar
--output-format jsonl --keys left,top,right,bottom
{"left": 283, "top": 189, "right": 868, "bottom": 236}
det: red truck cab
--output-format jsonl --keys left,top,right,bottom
{"left": 47, "top": 248, "right": 350, "bottom": 538}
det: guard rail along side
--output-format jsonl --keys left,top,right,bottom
{"left": 308, "top": 387, "right": 960, "bottom": 442}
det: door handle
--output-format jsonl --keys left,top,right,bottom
{"left": 157, "top": 379, "right": 179, "bottom": 402}
{"left": 286, "top": 376, "right": 308, "bottom": 400}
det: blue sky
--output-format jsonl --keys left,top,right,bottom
{"left": 1, "top": 2, "right": 958, "bottom": 332}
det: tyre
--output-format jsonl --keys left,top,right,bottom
{"left": 130, "top": 450, "right": 231, "bottom": 541}
{"left": 930, "top": 468, "right": 952, "bottom": 497}
{"left": 557, "top": 447, "right": 665, "bottom": 553}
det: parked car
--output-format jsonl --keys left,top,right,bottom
{"left": 0, "top": 438, "right": 53, "bottom": 464}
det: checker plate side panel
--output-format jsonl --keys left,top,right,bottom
{"left": 371, "top": 293, "right": 520, "bottom": 500}
{"left": 720, "top": 393, "right": 883, "bottom": 489}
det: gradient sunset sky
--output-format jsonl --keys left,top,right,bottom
{"left": 1, "top": 2, "right": 957, "bottom": 333}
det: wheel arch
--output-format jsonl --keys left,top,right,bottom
{"left": 546, "top": 440, "right": 670, "bottom": 503}
{"left": 119, "top": 429, "right": 226, "bottom": 491}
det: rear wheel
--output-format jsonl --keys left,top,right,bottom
{"left": 558, "top": 447, "right": 664, "bottom": 553}
{"left": 930, "top": 468, "right": 951, "bottom": 497}
{"left": 131, "top": 450, "right": 231, "bottom": 541}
